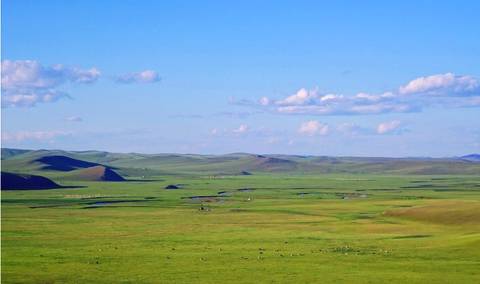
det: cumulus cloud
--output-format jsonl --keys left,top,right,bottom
{"left": 249, "top": 87, "right": 419, "bottom": 116}
{"left": 298, "top": 120, "right": 329, "bottom": 136}
{"left": 240, "top": 73, "right": 480, "bottom": 116}
{"left": 2, "top": 130, "right": 71, "bottom": 142}
{"left": 399, "top": 73, "right": 479, "bottom": 96}
{"left": 2, "top": 89, "right": 69, "bottom": 107}
{"left": 376, "top": 120, "right": 402, "bottom": 134}
{"left": 1, "top": 60, "right": 100, "bottom": 107}
{"left": 277, "top": 88, "right": 319, "bottom": 105}
{"left": 116, "top": 70, "right": 161, "bottom": 84}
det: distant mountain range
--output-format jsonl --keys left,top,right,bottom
{"left": 460, "top": 154, "right": 480, "bottom": 162}
{"left": 1, "top": 148, "right": 479, "bottom": 178}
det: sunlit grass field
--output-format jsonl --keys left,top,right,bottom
{"left": 2, "top": 174, "right": 480, "bottom": 283}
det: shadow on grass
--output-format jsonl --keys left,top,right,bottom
{"left": 1, "top": 185, "right": 87, "bottom": 191}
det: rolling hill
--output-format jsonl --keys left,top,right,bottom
{"left": 34, "top": 155, "right": 101, "bottom": 171}
{"left": 1, "top": 172, "right": 61, "bottom": 190}
{"left": 61, "top": 166, "right": 125, "bottom": 181}
{"left": 461, "top": 154, "right": 480, "bottom": 162}
{"left": 1, "top": 148, "right": 480, "bottom": 176}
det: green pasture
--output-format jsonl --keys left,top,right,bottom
{"left": 2, "top": 174, "right": 480, "bottom": 283}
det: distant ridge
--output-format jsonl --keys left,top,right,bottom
{"left": 461, "top": 154, "right": 480, "bottom": 162}
{"left": 251, "top": 155, "right": 297, "bottom": 171}
{"left": 2, "top": 148, "right": 480, "bottom": 175}
{"left": 1, "top": 148, "right": 31, "bottom": 160}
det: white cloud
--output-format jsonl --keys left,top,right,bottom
{"left": 320, "top": 93, "right": 344, "bottom": 102}
{"left": 2, "top": 89, "right": 68, "bottom": 107}
{"left": 399, "top": 73, "right": 479, "bottom": 96}
{"left": 2, "top": 130, "right": 71, "bottom": 142}
{"left": 355, "top": 92, "right": 395, "bottom": 102}
{"left": 298, "top": 120, "right": 329, "bottom": 136}
{"left": 244, "top": 73, "right": 480, "bottom": 116}
{"left": 69, "top": 67, "right": 101, "bottom": 84}
{"left": 278, "top": 105, "right": 335, "bottom": 115}
{"left": 259, "top": 96, "right": 270, "bottom": 106}
{"left": 277, "top": 88, "right": 319, "bottom": 105}
{"left": 349, "top": 103, "right": 415, "bottom": 114}
{"left": 116, "top": 70, "right": 161, "bottom": 84}
{"left": 233, "top": 124, "right": 249, "bottom": 134}
{"left": 276, "top": 101, "right": 417, "bottom": 115}
{"left": 262, "top": 87, "right": 417, "bottom": 116}
{"left": 1, "top": 60, "right": 100, "bottom": 107}
{"left": 377, "top": 120, "right": 402, "bottom": 134}
{"left": 65, "top": 116, "right": 83, "bottom": 122}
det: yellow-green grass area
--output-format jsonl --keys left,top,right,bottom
{"left": 2, "top": 174, "right": 480, "bottom": 283}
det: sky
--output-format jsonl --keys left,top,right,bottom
{"left": 2, "top": 0, "right": 480, "bottom": 157}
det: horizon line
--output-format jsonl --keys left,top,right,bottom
{"left": 2, "top": 147, "right": 478, "bottom": 160}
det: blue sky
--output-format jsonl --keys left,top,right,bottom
{"left": 2, "top": 0, "right": 479, "bottom": 156}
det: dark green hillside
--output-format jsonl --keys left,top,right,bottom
{"left": 1, "top": 172, "right": 61, "bottom": 190}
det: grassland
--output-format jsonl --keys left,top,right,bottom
{"left": 2, "top": 173, "right": 480, "bottom": 283}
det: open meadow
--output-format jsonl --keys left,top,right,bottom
{"left": 2, "top": 173, "right": 480, "bottom": 283}
{"left": 3, "top": 1, "right": 480, "bottom": 283}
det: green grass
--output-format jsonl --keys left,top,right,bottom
{"left": 2, "top": 174, "right": 480, "bottom": 283}
{"left": 3, "top": 148, "right": 480, "bottom": 176}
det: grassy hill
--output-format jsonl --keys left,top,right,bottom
{"left": 1, "top": 172, "right": 61, "bottom": 190}
{"left": 60, "top": 166, "right": 125, "bottom": 181}
{"left": 2, "top": 148, "right": 480, "bottom": 177}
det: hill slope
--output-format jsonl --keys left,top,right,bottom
{"left": 1, "top": 148, "right": 32, "bottom": 160}
{"left": 461, "top": 154, "right": 480, "bottom": 162}
{"left": 1, "top": 172, "right": 61, "bottom": 190}
{"left": 34, "top": 155, "right": 101, "bottom": 171}
{"left": 61, "top": 166, "right": 125, "bottom": 181}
